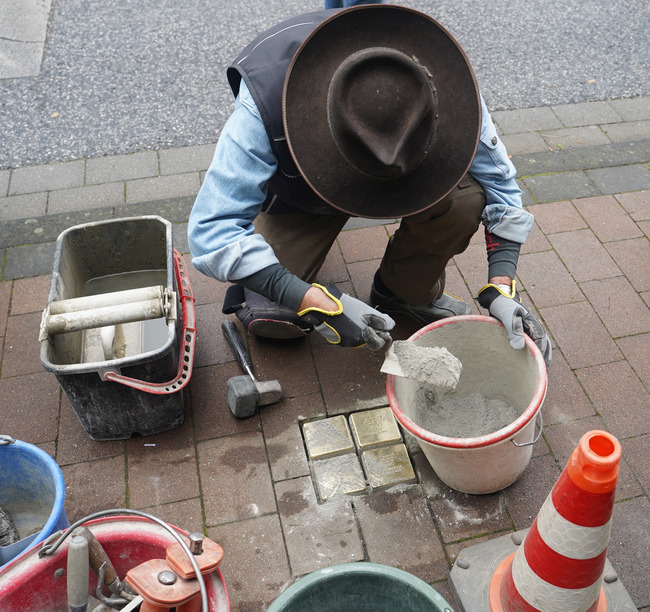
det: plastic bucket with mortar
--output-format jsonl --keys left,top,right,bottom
{"left": 386, "top": 315, "right": 547, "bottom": 494}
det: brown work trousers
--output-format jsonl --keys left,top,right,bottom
{"left": 253, "top": 175, "right": 486, "bottom": 306}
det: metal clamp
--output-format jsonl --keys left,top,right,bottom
{"left": 0, "top": 434, "right": 16, "bottom": 445}
{"left": 511, "top": 411, "right": 544, "bottom": 447}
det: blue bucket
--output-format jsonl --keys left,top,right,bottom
{"left": 0, "top": 436, "right": 69, "bottom": 569}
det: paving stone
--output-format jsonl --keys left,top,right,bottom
{"left": 500, "top": 131, "right": 548, "bottom": 155}
{"left": 608, "top": 497, "right": 650, "bottom": 608}
{"left": 347, "top": 258, "right": 381, "bottom": 304}
{"left": 519, "top": 220, "right": 551, "bottom": 254}
{"left": 208, "top": 515, "right": 290, "bottom": 612}
{"left": 8, "top": 160, "right": 85, "bottom": 196}
{"left": 517, "top": 250, "right": 584, "bottom": 308}
{"left": 3, "top": 241, "right": 57, "bottom": 280}
{"left": 159, "top": 144, "right": 216, "bottom": 175}
{"left": 0, "top": 39, "right": 46, "bottom": 80}
{"left": 616, "top": 190, "right": 650, "bottom": 221}
{"left": 0, "top": 192, "right": 48, "bottom": 221}
{"left": 56, "top": 395, "right": 124, "bottom": 466}
{"left": 620, "top": 435, "right": 650, "bottom": 498}
{"left": 541, "top": 351, "right": 596, "bottom": 425}
{"left": 311, "top": 339, "right": 388, "bottom": 416}
{"left": 528, "top": 200, "right": 587, "bottom": 234}
{"left": 316, "top": 240, "right": 350, "bottom": 284}
{"left": 48, "top": 182, "right": 125, "bottom": 214}
{"left": 337, "top": 225, "right": 388, "bottom": 263}
{"left": 60, "top": 455, "right": 127, "bottom": 523}
{"left": 451, "top": 242, "right": 487, "bottom": 298}
{"left": 609, "top": 240, "right": 650, "bottom": 296}
{"left": 587, "top": 164, "right": 650, "bottom": 195}
{"left": 275, "top": 475, "right": 364, "bottom": 575}
{"left": 551, "top": 101, "right": 622, "bottom": 127}
{"left": 580, "top": 277, "right": 650, "bottom": 337}
{"left": 193, "top": 302, "right": 237, "bottom": 368}
{"left": 523, "top": 171, "right": 600, "bottom": 203}
{"left": 354, "top": 486, "right": 448, "bottom": 583}
{"left": 548, "top": 228, "right": 621, "bottom": 282}
{"left": 261, "top": 392, "right": 325, "bottom": 481}
{"left": 2, "top": 311, "right": 45, "bottom": 376}
{"left": 127, "top": 416, "right": 199, "bottom": 509}
{"left": 85, "top": 151, "right": 159, "bottom": 184}
{"left": 250, "top": 334, "right": 320, "bottom": 400}
{"left": 139, "top": 497, "right": 204, "bottom": 533}
{"left": 198, "top": 431, "right": 276, "bottom": 525}
{"left": 492, "top": 106, "right": 562, "bottom": 135}
{"left": 0, "top": 372, "right": 60, "bottom": 443}
{"left": 601, "top": 119, "right": 650, "bottom": 143}
{"left": 540, "top": 125, "right": 611, "bottom": 150}
{"left": 540, "top": 302, "right": 621, "bottom": 369}
{"left": 190, "top": 362, "right": 262, "bottom": 441}
{"left": 609, "top": 96, "right": 650, "bottom": 121}
{"left": 502, "top": 454, "right": 561, "bottom": 528}
{"left": 616, "top": 334, "right": 650, "bottom": 389}
{"left": 0, "top": 170, "right": 9, "bottom": 196}
{"left": 126, "top": 172, "right": 201, "bottom": 203}
{"left": 576, "top": 361, "right": 650, "bottom": 439}
{"left": 573, "top": 194, "right": 643, "bottom": 241}
{"left": 10, "top": 274, "right": 50, "bottom": 314}
{"left": 542, "top": 417, "right": 642, "bottom": 502}
{"left": 0, "top": 281, "right": 11, "bottom": 339}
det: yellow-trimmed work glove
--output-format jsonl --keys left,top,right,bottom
{"left": 478, "top": 280, "right": 551, "bottom": 368}
{"left": 298, "top": 284, "right": 395, "bottom": 350}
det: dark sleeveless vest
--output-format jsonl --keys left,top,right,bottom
{"left": 227, "top": 10, "right": 345, "bottom": 216}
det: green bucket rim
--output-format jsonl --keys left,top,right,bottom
{"left": 266, "top": 562, "right": 453, "bottom": 611}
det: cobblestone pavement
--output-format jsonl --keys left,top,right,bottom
{"left": 1, "top": 97, "right": 649, "bottom": 610}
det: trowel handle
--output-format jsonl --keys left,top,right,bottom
{"left": 221, "top": 320, "right": 254, "bottom": 375}
{"left": 72, "top": 527, "right": 119, "bottom": 589}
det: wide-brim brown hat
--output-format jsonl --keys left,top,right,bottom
{"left": 282, "top": 5, "right": 481, "bottom": 218}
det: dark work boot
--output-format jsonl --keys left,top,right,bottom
{"left": 369, "top": 282, "right": 471, "bottom": 326}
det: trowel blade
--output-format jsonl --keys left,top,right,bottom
{"left": 380, "top": 343, "right": 406, "bottom": 377}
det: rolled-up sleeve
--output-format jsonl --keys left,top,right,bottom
{"left": 187, "top": 83, "right": 281, "bottom": 281}
{"left": 470, "top": 96, "right": 534, "bottom": 244}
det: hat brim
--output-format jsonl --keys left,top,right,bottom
{"left": 283, "top": 5, "right": 481, "bottom": 218}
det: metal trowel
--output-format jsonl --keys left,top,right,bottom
{"left": 380, "top": 339, "right": 463, "bottom": 390}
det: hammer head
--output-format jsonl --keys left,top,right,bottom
{"left": 226, "top": 375, "right": 283, "bottom": 419}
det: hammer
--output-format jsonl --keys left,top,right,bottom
{"left": 221, "top": 320, "right": 283, "bottom": 418}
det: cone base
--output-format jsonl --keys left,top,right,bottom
{"left": 488, "top": 552, "right": 607, "bottom": 612}
{"left": 449, "top": 529, "right": 637, "bottom": 612}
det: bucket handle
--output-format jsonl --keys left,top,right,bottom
{"left": 511, "top": 411, "right": 544, "bottom": 447}
{"left": 102, "top": 250, "right": 196, "bottom": 395}
{"left": 0, "top": 434, "right": 16, "bottom": 445}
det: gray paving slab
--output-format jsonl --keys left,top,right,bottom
{"left": 523, "top": 171, "right": 600, "bottom": 203}
{"left": 586, "top": 164, "right": 650, "bottom": 195}
{"left": 550, "top": 100, "right": 622, "bottom": 127}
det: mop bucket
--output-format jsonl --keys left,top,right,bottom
{"left": 0, "top": 436, "right": 69, "bottom": 569}
{"left": 39, "top": 216, "right": 196, "bottom": 440}
{"left": 0, "top": 513, "right": 230, "bottom": 611}
{"left": 386, "top": 315, "right": 547, "bottom": 494}
{"left": 267, "top": 562, "right": 453, "bottom": 611}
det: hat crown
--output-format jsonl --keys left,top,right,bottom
{"left": 327, "top": 47, "right": 437, "bottom": 180}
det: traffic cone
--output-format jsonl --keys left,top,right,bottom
{"left": 489, "top": 430, "right": 621, "bottom": 611}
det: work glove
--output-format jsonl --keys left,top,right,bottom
{"left": 477, "top": 281, "right": 552, "bottom": 368}
{"left": 298, "top": 284, "right": 395, "bottom": 350}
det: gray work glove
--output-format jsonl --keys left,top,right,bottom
{"left": 477, "top": 281, "right": 552, "bottom": 368}
{"left": 298, "top": 284, "right": 395, "bottom": 350}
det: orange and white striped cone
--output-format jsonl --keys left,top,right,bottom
{"left": 489, "top": 430, "right": 621, "bottom": 611}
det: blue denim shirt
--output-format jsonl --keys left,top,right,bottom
{"left": 188, "top": 81, "right": 533, "bottom": 283}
